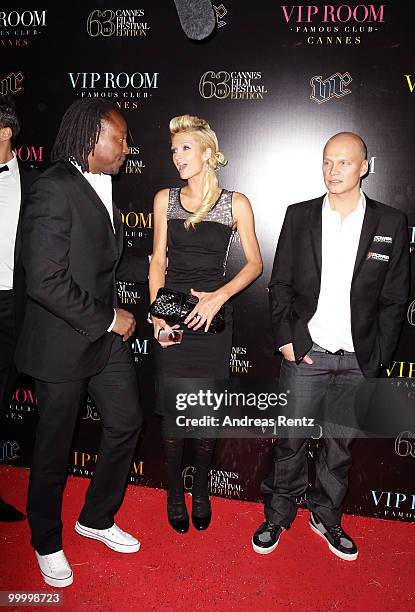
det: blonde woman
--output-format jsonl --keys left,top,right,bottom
{"left": 149, "top": 115, "right": 262, "bottom": 533}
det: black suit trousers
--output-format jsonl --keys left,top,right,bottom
{"left": 27, "top": 335, "right": 143, "bottom": 555}
{"left": 0, "top": 290, "right": 18, "bottom": 410}
{"left": 261, "top": 348, "right": 365, "bottom": 528}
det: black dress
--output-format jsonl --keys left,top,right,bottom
{"left": 154, "top": 187, "right": 234, "bottom": 415}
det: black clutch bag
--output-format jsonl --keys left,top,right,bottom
{"left": 150, "top": 287, "right": 226, "bottom": 334}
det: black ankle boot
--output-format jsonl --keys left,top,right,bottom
{"left": 167, "top": 493, "right": 189, "bottom": 533}
{"left": 191, "top": 494, "right": 211, "bottom": 530}
{"left": 191, "top": 438, "right": 216, "bottom": 530}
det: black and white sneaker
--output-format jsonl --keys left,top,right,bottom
{"left": 309, "top": 512, "right": 358, "bottom": 561}
{"left": 252, "top": 520, "right": 283, "bottom": 555}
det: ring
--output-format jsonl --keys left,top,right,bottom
{"left": 193, "top": 314, "right": 201, "bottom": 322}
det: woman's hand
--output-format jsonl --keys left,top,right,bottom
{"left": 152, "top": 316, "right": 180, "bottom": 348}
{"left": 184, "top": 288, "right": 228, "bottom": 332}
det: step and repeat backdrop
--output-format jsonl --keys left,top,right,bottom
{"left": 1, "top": 1, "right": 415, "bottom": 522}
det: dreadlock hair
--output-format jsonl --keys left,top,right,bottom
{"left": 0, "top": 95, "right": 20, "bottom": 144}
{"left": 51, "top": 98, "right": 120, "bottom": 172}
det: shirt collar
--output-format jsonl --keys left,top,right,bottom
{"left": 323, "top": 190, "right": 366, "bottom": 215}
{"left": 70, "top": 160, "right": 112, "bottom": 186}
{"left": 0, "top": 151, "right": 18, "bottom": 177}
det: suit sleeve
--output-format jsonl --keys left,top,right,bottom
{"left": 116, "top": 252, "right": 149, "bottom": 283}
{"left": 21, "top": 176, "right": 114, "bottom": 343}
{"left": 378, "top": 212, "right": 410, "bottom": 364}
{"left": 268, "top": 206, "right": 295, "bottom": 349}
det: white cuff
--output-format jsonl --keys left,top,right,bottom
{"left": 107, "top": 309, "right": 117, "bottom": 332}
{"left": 278, "top": 343, "right": 290, "bottom": 352}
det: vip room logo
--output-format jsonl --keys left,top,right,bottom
{"left": 280, "top": 3, "right": 385, "bottom": 45}
{"left": 68, "top": 449, "right": 144, "bottom": 482}
{"left": 386, "top": 361, "right": 415, "bottom": 378}
{"left": 131, "top": 337, "right": 150, "bottom": 364}
{"left": 3, "top": 387, "right": 38, "bottom": 423}
{"left": 310, "top": 72, "right": 352, "bottom": 104}
{"left": 371, "top": 489, "right": 415, "bottom": 520}
{"left": 405, "top": 75, "right": 415, "bottom": 93}
{"left": 0, "top": 9, "right": 47, "bottom": 47}
{"left": 14, "top": 145, "right": 45, "bottom": 164}
{"left": 0, "top": 70, "right": 24, "bottom": 96}
{"left": 199, "top": 71, "right": 268, "bottom": 100}
{"left": 124, "top": 145, "right": 145, "bottom": 175}
{"left": 230, "top": 346, "right": 253, "bottom": 374}
{"left": 213, "top": 4, "right": 228, "bottom": 28}
{"left": 86, "top": 8, "right": 149, "bottom": 38}
{"left": 67, "top": 71, "right": 159, "bottom": 112}
{"left": 120, "top": 210, "right": 152, "bottom": 245}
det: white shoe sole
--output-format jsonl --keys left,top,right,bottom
{"left": 252, "top": 538, "right": 280, "bottom": 555}
{"left": 40, "top": 570, "right": 73, "bottom": 588}
{"left": 75, "top": 522, "right": 140, "bottom": 553}
{"left": 309, "top": 521, "right": 358, "bottom": 561}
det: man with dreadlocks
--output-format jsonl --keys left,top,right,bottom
{"left": 15, "top": 99, "right": 149, "bottom": 588}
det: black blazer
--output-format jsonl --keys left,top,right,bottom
{"left": 269, "top": 195, "right": 410, "bottom": 378}
{"left": 13, "top": 161, "right": 41, "bottom": 332}
{"left": 14, "top": 160, "right": 149, "bottom": 382}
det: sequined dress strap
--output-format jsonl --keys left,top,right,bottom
{"left": 167, "top": 187, "right": 233, "bottom": 227}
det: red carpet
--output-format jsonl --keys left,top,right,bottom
{"left": 1, "top": 466, "right": 414, "bottom": 611}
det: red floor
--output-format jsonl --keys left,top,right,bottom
{"left": 1, "top": 465, "right": 414, "bottom": 611}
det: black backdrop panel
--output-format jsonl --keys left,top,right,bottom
{"left": 1, "top": 1, "right": 415, "bottom": 522}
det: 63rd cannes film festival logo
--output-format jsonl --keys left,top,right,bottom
{"left": 86, "top": 8, "right": 149, "bottom": 38}
{"left": 280, "top": 3, "right": 385, "bottom": 45}
{"left": 199, "top": 71, "right": 267, "bottom": 100}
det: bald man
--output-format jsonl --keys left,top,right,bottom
{"left": 252, "top": 132, "right": 409, "bottom": 559}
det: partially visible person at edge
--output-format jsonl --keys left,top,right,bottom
{"left": 252, "top": 132, "right": 409, "bottom": 561}
{"left": 14, "top": 99, "right": 149, "bottom": 588}
{"left": 0, "top": 95, "right": 39, "bottom": 523}
{"left": 149, "top": 114, "right": 262, "bottom": 534}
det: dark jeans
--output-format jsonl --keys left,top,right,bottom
{"left": 27, "top": 336, "right": 143, "bottom": 555}
{"left": 261, "top": 346, "right": 365, "bottom": 528}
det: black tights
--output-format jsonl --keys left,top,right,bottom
{"left": 161, "top": 419, "right": 216, "bottom": 518}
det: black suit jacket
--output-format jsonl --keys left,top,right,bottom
{"left": 13, "top": 161, "right": 41, "bottom": 332}
{"left": 14, "top": 160, "right": 149, "bottom": 382}
{"left": 269, "top": 194, "right": 410, "bottom": 378}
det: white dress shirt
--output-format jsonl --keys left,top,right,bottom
{"left": 307, "top": 191, "right": 366, "bottom": 352}
{"left": 71, "top": 161, "right": 117, "bottom": 331}
{"left": 0, "top": 153, "right": 21, "bottom": 290}
{"left": 71, "top": 161, "right": 115, "bottom": 231}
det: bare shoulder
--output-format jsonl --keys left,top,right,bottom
{"left": 153, "top": 188, "right": 170, "bottom": 211}
{"left": 232, "top": 191, "right": 251, "bottom": 207}
{"left": 231, "top": 191, "right": 253, "bottom": 221}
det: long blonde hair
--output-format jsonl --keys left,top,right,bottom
{"left": 169, "top": 114, "right": 227, "bottom": 229}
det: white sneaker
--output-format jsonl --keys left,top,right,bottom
{"left": 35, "top": 550, "right": 73, "bottom": 588}
{"left": 74, "top": 521, "right": 140, "bottom": 553}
